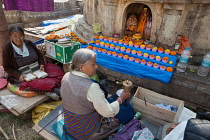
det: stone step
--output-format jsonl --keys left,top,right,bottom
{"left": 74, "top": 18, "right": 95, "bottom": 42}
{"left": 77, "top": 18, "right": 94, "bottom": 34}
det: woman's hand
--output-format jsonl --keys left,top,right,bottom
{"left": 19, "top": 74, "right": 26, "bottom": 82}
{"left": 120, "top": 90, "right": 131, "bottom": 100}
{"left": 40, "top": 65, "right": 45, "bottom": 71}
{"left": 117, "top": 90, "right": 131, "bottom": 104}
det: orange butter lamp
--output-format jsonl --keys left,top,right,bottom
{"left": 94, "top": 36, "right": 99, "bottom": 39}
{"left": 166, "top": 67, "right": 173, "bottom": 72}
{"left": 150, "top": 54, "right": 155, "bottom": 57}
{"left": 147, "top": 61, "right": 152, "bottom": 64}
{"left": 87, "top": 45, "right": 93, "bottom": 49}
{"left": 158, "top": 47, "right": 164, "bottom": 51}
{"left": 95, "top": 40, "right": 100, "bottom": 43}
{"left": 118, "top": 53, "right": 123, "bottom": 56}
{"left": 170, "top": 51, "right": 177, "bottom": 56}
{"left": 162, "top": 57, "right": 169, "bottom": 60}
{"left": 112, "top": 51, "right": 117, "bottom": 54}
{"left": 124, "top": 55, "right": 129, "bottom": 58}
{"left": 104, "top": 36, "right": 108, "bottom": 39}
{"left": 135, "top": 58, "right": 140, "bottom": 61}
{"left": 141, "top": 59, "right": 146, "bottom": 62}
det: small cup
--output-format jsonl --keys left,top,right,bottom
{"left": 132, "top": 51, "right": 137, "bottom": 55}
{"left": 107, "top": 52, "right": 112, "bottom": 55}
{"left": 140, "top": 45, "right": 146, "bottom": 49}
{"left": 149, "top": 56, "right": 155, "bottom": 59}
{"left": 129, "top": 44, "right": 133, "bottom": 47}
{"left": 129, "top": 57, "right": 134, "bottom": 61}
{"left": 160, "top": 66, "right": 166, "bottom": 71}
{"left": 156, "top": 57, "right": 161, "bottom": 61}
{"left": 137, "top": 53, "right": 143, "bottom": 56}
{"left": 153, "top": 64, "right": 159, "bottom": 69}
{"left": 135, "top": 59, "right": 140, "bottom": 63}
{"left": 110, "top": 46, "right": 115, "bottom": 49}
{"left": 162, "top": 59, "right": 168, "bottom": 63}
{"left": 126, "top": 50, "right": 131, "bottom": 53}
{"left": 134, "top": 45, "right": 139, "bottom": 48}
{"left": 146, "top": 47, "right": 151, "bottom": 50}
{"left": 141, "top": 61, "right": 146, "bottom": 65}
{"left": 115, "top": 47, "right": 120, "bottom": 50}
{"left": 123, "top": 56, "right": 129, "bottom": 60}
{"left": 118, "top": 55, "right": 123, "bottom": 58}
{"left": 152, "top": 49, "right": 157, "bottom": 52}
{"left": 147, "top": 63, "right": 153, "bottom": 67}
{"left": 158, "top": 50, "right": 163, "bottom": 53}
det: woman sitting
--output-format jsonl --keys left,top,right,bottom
{"left": 2, "top": 25, "right": 64, "bottom": 98}
{"left": 61, "top": 48, "right": 131, "bottom": 140}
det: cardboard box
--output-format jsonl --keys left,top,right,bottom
{"left": 132, "top": 87, "right": 184, "bottom": 125}
{"left": 45, "top": 40, "right": 80, "bottom": 64}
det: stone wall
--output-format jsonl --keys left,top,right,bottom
{"left": 77, "top": 0, "right": 210, "bottom": 59}
{"left": 4, "top": 0, "right": 79, "bottom": 28}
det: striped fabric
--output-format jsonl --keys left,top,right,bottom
{"left": 63, "top": 109, "right": 101, "bottom": 140}
{"left": 18, "top": 61, "right": 39, "bottom": 74}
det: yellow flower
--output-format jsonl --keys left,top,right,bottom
{"left": 169, "top": 61, "right": 173, "bottom": 64}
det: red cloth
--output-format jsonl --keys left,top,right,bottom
{"left": 19, "top": 63, "right": 64, "bottom": 92}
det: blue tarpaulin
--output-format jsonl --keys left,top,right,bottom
{"left": 40, "top": 15, "right": 75, "bottom": 27}
{"left": 88, "top": 40, "right": 178, "bottom": 83}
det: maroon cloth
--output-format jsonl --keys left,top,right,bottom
{"left": 3, "top": 0, "right": 54, "bottom": 12}
{"left": 19, "top": 63, "right": 64, "bottom": 92}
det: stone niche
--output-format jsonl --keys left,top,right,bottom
{"left": 75, "top": 0, "right": 210, "bottom": 62}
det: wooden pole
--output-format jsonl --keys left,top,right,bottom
{"left": 0, "top": 126, "right": 10, "bottom": 140}
{"left": 12, "top": 124, "right": 17, "bottom": 140}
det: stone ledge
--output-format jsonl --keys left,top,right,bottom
{"left": 96, "top": 65, "right": 210, "bottom": 112}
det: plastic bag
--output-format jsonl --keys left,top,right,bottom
{"left": 0, "top": 95, "right": 21, "bottom": 109}
{"left": 178, "top": 35, "right": 193, "bottom": 54}
{"left": 92, "top": 23, "right": 101, "bottom": 34}
{"left": 32, "top": 100, "right": 62, "bottom": 124}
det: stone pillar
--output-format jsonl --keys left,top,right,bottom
{"left": 157, "top": 4, "right": 185, "bottom": 48}
{"left": 69, "top": 0, "right": 77, "bottom": 9}
{"left": 0, "top": 0, "right": 9, "bottom": 65}
{"left": 103, "top": 0, "right": 119, "bottom": 36}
